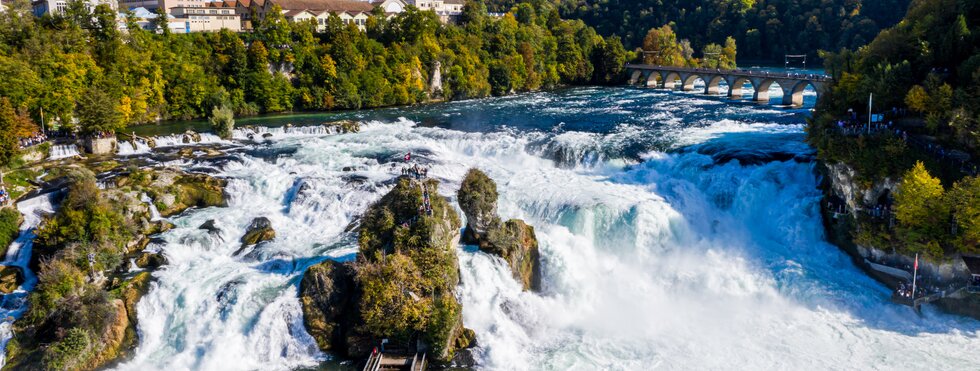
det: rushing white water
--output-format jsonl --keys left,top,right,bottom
{"left": 107, "top": 88, "right": 979, "bottom": 370}
{"left": 0, "top": 193, "right": 56, "bottom": 365}
{"left": 48, "top": 144, "right": 80, "bottom": 160}
{"left": 118, "top": 140, "right": 153, "bottom": 156}
{"left": 152, "top": 133, "right": 226, "bottom": 148}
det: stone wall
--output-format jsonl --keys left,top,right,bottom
{"left": 84, "top": 137, "right": 118, "bottom": 155}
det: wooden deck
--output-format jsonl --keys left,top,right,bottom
{"left": 363, "top": 351, "right": 427, "bottom": 371}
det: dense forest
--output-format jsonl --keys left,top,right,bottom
{"left": 809, "top": 0, "right": 980, "bottom": 260}
{"left": 0, "top": 0, "right": 630, "bottom": 146}
{"left": 487, "top": 0, "right": 911, "bottom": 62}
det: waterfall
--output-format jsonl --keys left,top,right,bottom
{"left": 118, "top": 140, "right": 152, "bottom": 156}
{"left": 141, "top": 193, "right": 163, "bottom": 222}
{"left": 104, "top": 87, "right": 980, "bottom": 370}
{"left": 0, "top": 193, "right": 56, "bottom": 366}
{"left": 48, "top": 144, "right": 80, "bottom": 160}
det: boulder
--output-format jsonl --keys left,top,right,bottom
{"left": 241, "top": 217, "right": 275, "bottom": 246}
{"left": 457, "top": 168, "right": 542, "bottom": 291}
{"left": 457, "top": 169, "right": 499, "bottom": 237}
{"left": 299, "top": 260, "right": 357, "bottom": 352}
{"left": 134, "top": 252, "right": 167, "bottom": 270}
{"left": 199, "top": 219, "right": 221, "bottom": 235}
{"left": 0, "top": 265, "right": 24, "bottom": 293}
{"left": 483, "top": 219, "right": 542, "bottom": 292}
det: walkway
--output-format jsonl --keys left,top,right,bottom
{"left": 624, "top": 64, "right": 832, "bottom": 106}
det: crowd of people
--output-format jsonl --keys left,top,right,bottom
{"left": 0, "top": 186, "right": 9, "bottom": 206}
{"left": 832, "top": 108, "right": 980, "bottom": 177}
{"left": 18, "top": 132, "right": 47, "bottom": 149}
{"left": 402, "top": 164, "right": 429, "bottom": 180}
{"left": 896, "top": 282, "right": 921, "bottom": 299}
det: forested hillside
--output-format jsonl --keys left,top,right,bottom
{"left": 487, "top": 0, "right": 911, "bottom": 62}
{"left": 810, "top": 0, "right": 980, "bottom": 260}
{"left": 0, "top": 0, "right": 629, "bottom": 136}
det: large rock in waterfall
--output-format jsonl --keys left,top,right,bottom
{"left": 300, "top": 176, "right": 473, "bottom": 362}
{"left": 457, "top": 169, "right": 542, "bottom": 292}
{"left": 241, "top": 217, "right": 276, "bottom": 246}
{"left": 299, "top": 260, "right": 358, "bottom": 352}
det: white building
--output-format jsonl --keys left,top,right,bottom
{"left": 265, "top": 0, "right": 376, "bottom": 31}
{"left": 409, "top": 0, "right": 461, "bottom": 23}
{"left": 33, "top": 0, "right": 117, "bottom": 16}
{"left": 171, "top": 2, "right": 241, "bottom": 32}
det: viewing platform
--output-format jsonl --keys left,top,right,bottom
{"left": 624, "top": 64, "right": 832, "bottom": 106}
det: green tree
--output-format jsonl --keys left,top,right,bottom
{"left": 642, "top": 25, "right": 684, "bottom": 66}
{"left": 75, "top": 87, "right": 123, "bottom": 134}
{"left": 948, "top": 176, "right": 980, "bottom": 253}
{"left": 209, "top": 106, "right": 235, "bottom": 139}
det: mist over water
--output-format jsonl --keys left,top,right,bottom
{"left": 109, "top": 86, "right": 980, "bottom": 370}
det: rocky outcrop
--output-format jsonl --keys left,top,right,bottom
{"left": 0, "top": 265, "right": 24, "bottom": 293}
{"left": 199, "top": 219, "right": 221, "bottom": 235}
{"left": 301, "top": 176, "right": 472, "bottom": 363}
{"left": 824, "top": 162, "right": 898, "bottom": 215}
{"left": 299, "top": 260, "right": 357, "bottom": 352}
{"left": 457, "top": 169, "right": 542, "bottom": 292}
{"left": 241, "top": 217, "right": 275, "bottom": 246}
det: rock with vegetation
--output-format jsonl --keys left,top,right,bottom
{"left": 240, "top": 217, "right": 275, "bottom": 246}
{"left": 299, "top": 260, "right": 357, "bottom": 352}
{"left": 0, "top": 207, "right": 22, "bottom": 259}
{"left": 0, "top": 265, "right": 24, "bottom": 293}
{"left": 209, "top": 106, "right": 236, "bottom": 139}
{"left": 457, "top": 169, "right": 542, "bottom": 291}
{"left": 118, "top": 167, "right": 227, "bottom": 217}
{"left": 301, "top": 176, "right": 472, "bottom": 362}
{"left": 5, "top": 165, "right": 227, "bottom": 370}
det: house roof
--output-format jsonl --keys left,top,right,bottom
{"left": 444, "top": 0, "right": 463, "bottom": 4}
{"left": 207, "top": 0, "right": 236, "bottom": 8}
{"left": 269, "top": 0, "right": 374, "bottom": 12}
{"left": 237, "top": 0, "right": 250, "bottom": 6}
{"left": 283, "top": 8, "right": 313, "bottom": 16}
{"left": 963, "top": 255, "right": 980, "bottom": 275}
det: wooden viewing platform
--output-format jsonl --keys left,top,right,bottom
{"left": 363, "top": 350, "right": 427, "bottom": 371}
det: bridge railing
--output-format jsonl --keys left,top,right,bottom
{"left": 624, "top": 64, "right": 832, "bottom": 81}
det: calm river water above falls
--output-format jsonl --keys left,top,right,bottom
{"left": 101, "top": 85, "right": 980, "bottom": 370}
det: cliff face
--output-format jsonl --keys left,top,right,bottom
{"left": 301, "top": 176, "right": 471, "bottom": 362}
{"left": 819, "top": 161, "right": 980, "bottom": 317}
{"left": 457, "top": 169, "right": 542, "bottom": 292}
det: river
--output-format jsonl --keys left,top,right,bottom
{"left": 29, "top": 83, "right": 980, "bottom": 369}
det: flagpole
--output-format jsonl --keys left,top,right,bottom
{"left": 867, "top": 93, "right": 873, "bottom": 134}
{"left": 911, "top": 253, "right": 918, "bottom": 300}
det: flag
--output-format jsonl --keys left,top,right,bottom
{"left": 914, "top": 254, "right": 918, "bottom": 271}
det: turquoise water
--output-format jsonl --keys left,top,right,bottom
{"left": 40, "top": 83, "right": 980, "bottom": 370}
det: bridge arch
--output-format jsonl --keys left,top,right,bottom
{"left": 784, "top": 80, "right": 817, "bottom": 106}
{"left": 726, "top": 76, "right": 755, "bottom": 100}
{"left": 643, "top": 71, "right": 661, "bottom": 88}
{"left": 754, "top": 79, "right": 780, "bottom": 103}
{"left": 681, "top": 74, "right": 703, "bottom": 92}
{"left": 704, "top": 75, "right": 726, "bottom": 95}
{"left": 629, "top": 70, "right": 643, "bottom": 86}
{"left": 662, "top": 72, "right": 682, "bottom": 90}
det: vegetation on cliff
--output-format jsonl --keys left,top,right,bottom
{"left": 0, "top": 208, "right": 21, "bottom": 256}
{"left": 4, "top": 165, "right": 225, "bottom": 370}
{"left": 457, "top": 169, "right": 541, "bottom": 291}
{"left": 302, "top": 176, "right": 471, "bottom": 362}
{"left": 811, "top": 0, "right": 980, "bottom": 261}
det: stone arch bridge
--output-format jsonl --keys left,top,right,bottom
{"left": 625, "top": 64, "right": 831, "bottom": 106}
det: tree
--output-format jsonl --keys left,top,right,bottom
{"left": 75, "top": 87, "right": 123, "bottom": 134}
{"left": 151, "top": 6, "right": 169, "bottom": 35}
{"left": 894, "top": 161, "right": 948, "bottom": 258}
{"left": 948, "top": 176, "right": 980, "bottom": 253}
{"left": 0, "top": 98, "right": 23, "bottom": 166}
{"left": 642, "top": 25, "right": 684, "bottom": 66}
{"left": 905, "top": 85, "right": 929, "bottom": 113}
{"left": 209, "top": 106, "right": 235, "bottom": 139}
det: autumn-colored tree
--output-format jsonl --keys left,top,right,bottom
{"left": 894, "top": 162, "right": 949, "bottom": 258}
{"left": 642, "top": 25, "right": 684, "bottom": 66}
